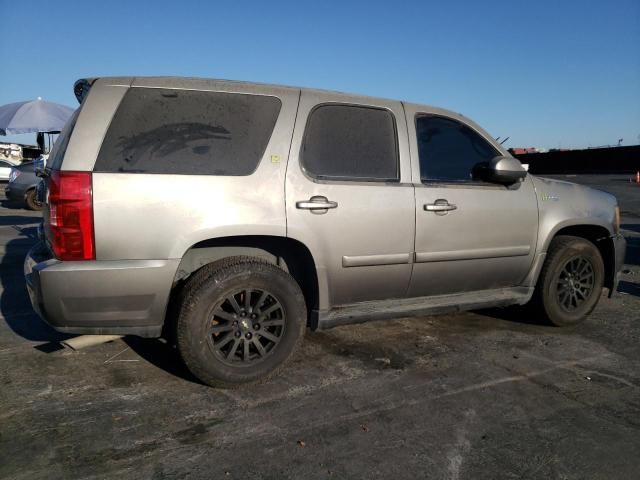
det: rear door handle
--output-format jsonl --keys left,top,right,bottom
{"left": 424, "top": 199, "right": 457, "bottom": 213}
{"left": 296, "top": 196, "right": 338, "bottom": 211}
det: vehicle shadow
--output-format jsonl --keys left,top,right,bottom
{"left": 622, "top": 223, "right": 640, "bottom": 234}
{"left": 0, "top": 199, "right": 25, "bottom": 210}
{"left": 473, "top": 305, "right": 553, "bottom": 327}
{"left": 124, "top": 336, "right": 202, "bottom": 385}
{"left": 618, "top": 281, "right": 639, "bottom": 298}
{"left": 0, "top": 225, "right": 67, "bottom": 342}
{"left": 0, "top": 215, "right": 41, "bottom": 226}
{"left": 624, "top": 237, "right": 639, "bottom": 266}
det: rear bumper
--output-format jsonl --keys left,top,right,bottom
{"left": 610, "top": 233, "right": 626, "bottom": 297}
{"left": 4, "top": 183, "right": 25, "bottom": 201}
{"left": 24, "top": 242, "right": 178, "bottom": 337}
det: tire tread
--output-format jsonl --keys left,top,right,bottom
{"left": 533, "top": 235, "right": 604, "bottom": 326}
{"left": 176, "top": 256, "right": 306, "bottom": 388}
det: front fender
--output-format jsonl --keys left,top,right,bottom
{"left": 521, "top": 176, "right": 618, "bottom": 289}
{"left": 532, "top": 176, "right": 616, "bottom": 254}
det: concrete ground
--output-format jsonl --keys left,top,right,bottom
{"left": 0, "top": 175, "right": 639, "bottom": 480}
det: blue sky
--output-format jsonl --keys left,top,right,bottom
{"left": 1, "top": 0, "right": 638, "bottom": 149}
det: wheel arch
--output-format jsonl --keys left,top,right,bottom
{"left": 24, "top": 185, "right": 38, "bottom": 197}
{"left": 171, "top": 235, "right": 320, "bottom": 328}
{"left": 551, "top": 225, "right": 615, "bottom": 294}
{"left": 528, "top": 223, "right": 616, "bottom": 294}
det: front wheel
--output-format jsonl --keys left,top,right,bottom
{"left": 531, "top": 235, "right": 605, "bottom": 326}
{"left": 176, "top": 257, "right": 307, "bottom": 388}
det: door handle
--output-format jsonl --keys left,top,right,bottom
{"left": 424, "top": 199, "right": 457, "bottom": 214}
{"left": 296, "top": 196, "right": 338, "bottom": 211}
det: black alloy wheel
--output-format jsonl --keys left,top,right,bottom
{"left": 555, "top": 256, "right": 595, "bottom": 312}
{"left": 208, "top": 289, "right": 285, "bottom": 365}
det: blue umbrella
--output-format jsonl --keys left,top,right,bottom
{"left": 0, "top": 98, "right": 74, "bottom": 135}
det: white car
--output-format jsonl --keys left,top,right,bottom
{"left": 0, "top": 159, "right": 20, "bottom": 182}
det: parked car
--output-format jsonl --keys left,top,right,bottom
{"left": 24, "top": 77, "right": 626, "bottom": 388}
{"left": 0, "top": 158, "right": 20, "bottom": 182}
{"left": 0, "top": 143, "right": 23, "bottom": 163}
{"left": 4, "top": 159, "right": 44, "bottom": 210}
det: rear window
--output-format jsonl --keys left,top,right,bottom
{"left": 94, "top": 88, "right": 281, "bottom": 175}
{"left": 48, "top": 108, "right": 80, "bottom": 170}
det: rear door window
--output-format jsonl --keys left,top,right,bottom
{"left": 301, "top": 104, "right": 399, "bottom": 181}
{"left": 95, "top": 88, "right": 281, "bottom": 175}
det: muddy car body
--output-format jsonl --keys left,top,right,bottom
{"left": 25, "top": 77, "right": 626, "bottom": 387}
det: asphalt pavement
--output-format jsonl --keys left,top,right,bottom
{"left": 0, "top": 175, "right": 639, "bottom": 480}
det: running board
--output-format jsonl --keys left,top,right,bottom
{"left": 315, "top": 287, "right": 534, "bottom": 330}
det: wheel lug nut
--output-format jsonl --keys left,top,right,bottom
{"left": 234, "top": 331, "right": 241, "bottom": 338}
{"left": 254, "top": 323, "right": 260, "bottom": 330}
{"left": 232, "top": 321, "right": 238, "bottom": 326}
{"left": 245, "top": 333, "right": 252, "bottom": 339}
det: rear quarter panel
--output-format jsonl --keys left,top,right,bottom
{"left": 91, "top": 82, "right": 300, "bottom": 260}
{"left": 60, "top": 78, "right": 132, "bottom": 172}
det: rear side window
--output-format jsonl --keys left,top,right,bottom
{"left": 48, "top": 108, "right": 80, "bottom": 170}
{"left": 95, "top": 88, "right": 281, "bottom": 175}
{"left": 416, "top": 115, "right": 498, "bottom": 183}
{"left": 301, "top": 104, "right": 399, "bottom": 181}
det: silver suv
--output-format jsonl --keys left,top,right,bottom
{"left": 25, "top": 77, "right": 626, "bottom": 387}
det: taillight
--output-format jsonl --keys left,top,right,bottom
{"left": 46, "top": 171, "right": 95, "bottom": 261}
{"left": 9, "top": 168, "right": 19, "bottom": 182}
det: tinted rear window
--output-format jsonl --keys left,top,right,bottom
{"left": 48, "top": 108, "right": 80, "bottom": 170}
{"left": 301, "top": 104, "right": 399, "bottom": 181}
{"left": 94, "top": 88, "right": 281, "bottom": 175}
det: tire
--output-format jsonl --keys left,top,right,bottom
{"left": 531, "top": 235, "right": 605, "bottom": 326}
{"left": 176, "top": 256, "right": 307, "bottom": 388}
{"left": 24, "top": 189, "right": 42, "bottom": 211}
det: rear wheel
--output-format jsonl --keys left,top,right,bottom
{"left": 24, "top": 188, "right": 42, "bottom": 211}
{"left": 532, "top": 235, "right": 604, "bottom": 326}
{"left": 176, "top": 257, "right": 307, "bottom": 388}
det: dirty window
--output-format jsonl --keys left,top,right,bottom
{"left": 95, "top": 88, "right": 281, "bottom": 175}
{"left": 416, "top": 115, "right": 498, "bottom": 183}
{"left": 48, "top": 108, "right": 81, "bottom": 171}
{"left": 301, "top": 104, "right": 399, "bottom": 181}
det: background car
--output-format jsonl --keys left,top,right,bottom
{"left": 5, "top": 160, "right": 44, "bottom": 210}
{"left": 0, "top": 158, "right": 20, "bottom": 182}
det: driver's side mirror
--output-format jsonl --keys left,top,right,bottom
{"left": 475, "top": 156, "right": 527, "bottom": 185}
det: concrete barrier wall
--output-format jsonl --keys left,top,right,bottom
{"left": 512, "top": 145, "right": 640, "bottom": 174}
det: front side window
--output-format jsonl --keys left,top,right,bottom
{"left": 416, "top": 115, "right": 498, "bottom": 183}
{"left": 301, "top": 104, "right": 399, "bottom": 181}
{"left": 95, "top": 88, "right": 281, "bottom": 175}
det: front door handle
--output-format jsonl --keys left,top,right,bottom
{"left": 424, "top": 199, "right": 457, "bottom": 214}
{"left": 296, "top": 196, "right": 338, "bottom": 211}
